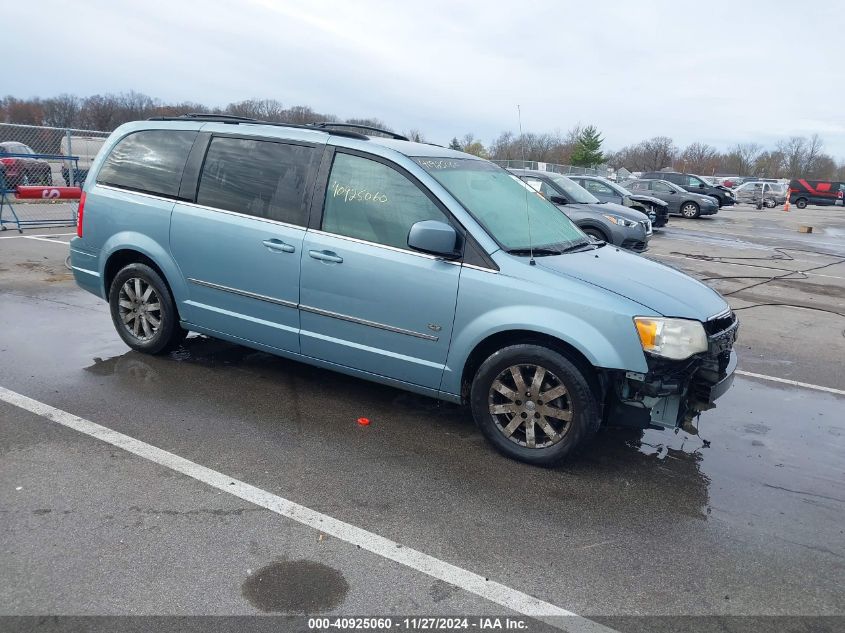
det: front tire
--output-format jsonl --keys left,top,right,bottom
{"left": 108, "top": 263, "right": 187, "bottom": 354}
{"left": 795, "top": 197, "right": 808, "bottom": 209}
{"left": 680, "top": 202, "right": 701, "bottom": 218}
{"left": 583, "top": 227, "right": 609, "bottom": 243}
{"left": 470, "top": 345, "right": 600, "bottom": 466}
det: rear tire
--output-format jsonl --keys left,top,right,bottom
{"left": 795, "top": 197, "right": 808, "bottom": 209}
{"left": 108, "top": 263, "right": 187, "bottom": 355}
{"left": 680, "top": 202, "right": 701, "bottom": 218}
{"left": 469, "top": 345, "right": 600, "bottom": 466}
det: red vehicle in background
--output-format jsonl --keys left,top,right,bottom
{"left": 0, "top": 142, "right": 53, "bottom": 188}
{"left": 789, "top": 179, "right": 845, "bottom": 208}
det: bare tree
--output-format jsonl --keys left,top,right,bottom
{"left": 226, "top": 98, "right": 287, "bottom": 121}
{"left": 42, "top": 94, "right": 81, "bottom": 128}
{"left": 777, "top": 136, "right": 809, "bottom": 178}
{"left": 405, "top": 128, "right": 426, "bottom": 142}
{"left": 679, "top": 142, "right": 719, "bottom": 174}
{"left": 752, "top": 150, "right": 785, "bottom": 178}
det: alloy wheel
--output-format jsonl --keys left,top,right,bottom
{"left": 118, "top": 277, "right": 162, "bottom": 341}
{"left": 488, "top": 364, "right": 573, "bottom": 448}
{"left": 681, "top": 203, "right": 699, "bottom": 218}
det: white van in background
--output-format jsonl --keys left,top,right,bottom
{"left": 60, "top": 135, "right": 106, "bottom": 186}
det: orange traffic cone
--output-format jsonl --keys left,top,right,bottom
{"left": 784, "top": 188, "right": 791, "bottom": 212}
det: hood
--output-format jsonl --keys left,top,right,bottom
{"left": 535, "top": 246, "right": 729, "bottom": 319}
{"left": 627, "top": 193, "right": 668, "bottom": 207}
{"left": 568, "top": 201, "right": 648, "bottom": 221}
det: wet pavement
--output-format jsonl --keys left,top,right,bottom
{"left": 1, "top": 224, "right": 844, "bottom": 625}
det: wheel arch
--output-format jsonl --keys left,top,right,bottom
{"left": 576, "top": 221, "right": 610, "bottom": 240}
{"left": 458, "top": 329, "right": 605, "bottom": 405}
{"left": 100, "top": 234, "right": 187, "bottom": 311}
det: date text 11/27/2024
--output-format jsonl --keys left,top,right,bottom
{"left": 308, "top": 617, "right": 530, "bottom": 630}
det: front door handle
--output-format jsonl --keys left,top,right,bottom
{"left": 262, "top": 239, "right": 296, "bottom": 253}
{"left": 308, "top": 250, "right": 343, "bottom": 263}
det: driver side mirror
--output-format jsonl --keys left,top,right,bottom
{"left": 698, "top": 183, "right": 705, "bottom": 189}
{"left": 407, "top": 220, "right": 459, "bottom": 258}
{"left": 549, "top": 195, "right": 568, "bottom": 205}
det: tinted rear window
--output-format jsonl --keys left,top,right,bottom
{"left": 196, "top": 137, "right": 315, "bottom": 226}
{"left": 97, "top": 130, "right": 197, "bottom": 198}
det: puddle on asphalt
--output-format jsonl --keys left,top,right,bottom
{"left": 82, "top": 336, "right": 845, "bottom": 548}
{"left": 242, "top": 560, "right": 349, "bottom": 612}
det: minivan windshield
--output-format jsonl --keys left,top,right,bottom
{"left": 414, "top": 158, "right": 588, "bottom": 253}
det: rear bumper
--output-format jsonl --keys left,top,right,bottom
{"left": 69, "top": 240, "right": 104, "bottom": 299}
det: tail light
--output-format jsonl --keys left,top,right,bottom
{"left": 76, "top": 191, "right": 86, "bottom": 238}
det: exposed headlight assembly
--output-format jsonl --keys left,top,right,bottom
{"left": 634, "top": 317, "right": 708, "bottom": 360}
{"left": 603, "top": 214, "right": 638, "bottom": 228}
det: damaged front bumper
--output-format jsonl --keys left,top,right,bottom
{"left": 605, "top": 314, "right": 739, "bottom": 432}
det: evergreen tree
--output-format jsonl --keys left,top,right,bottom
{"left": 571, "top": 125, "right": 605, "bottom": 167}
{"left": 448, "top": 137, "right": 462, "bottom": 151}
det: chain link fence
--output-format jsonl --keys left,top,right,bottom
{"left": 0, "top": 123, "right": 108, "bottom": 230}
{"left": 492, "top": 159, "right": 610, "bottom": 177}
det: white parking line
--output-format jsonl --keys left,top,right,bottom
{"left": 23, "top": 236, "right": 72, "bottom": 245}
{"left": 0, "top": 385, "right": 614, "bottom": 633}
{"left": 735, "top": 371, "right": 845, "bottom": 396}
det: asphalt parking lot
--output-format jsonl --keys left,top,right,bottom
{"left": 1, "top": 205, "right": 843, "bottom": 632}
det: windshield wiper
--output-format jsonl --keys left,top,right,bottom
{"left": 559, "top": 241, "right": 597, "bottom": 253}
{"left": 505, "top": 247, "right": 562, "bottom": 256}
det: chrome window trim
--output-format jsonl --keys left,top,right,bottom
{"left": 462, "top": 263, "right": 498, "bottom": 274}
{"left": 187, "top": 278, "right": 298, "bottom": 309}
{"left": 177, "top": 200, "right": 308, "bottom": 231}
{"left": 96, "top": 184, "right": 178, "bottom": 203}
{"left": 299, "top": 304, "right": 439, "bottom": 341}
{"left": 307, "top": 228, "right": 461, "bottom": 265}
{"left": 187, "top": 278, "right": 438, "bottom": 341}
{"left": 96, "top": 185, "right": 310, "bottom": 232}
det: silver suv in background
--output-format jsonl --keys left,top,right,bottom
{"left": 733, "top": 181, "right": 787, "bottom": 208}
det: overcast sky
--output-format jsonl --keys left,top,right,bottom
{"left": 11, "top": 0, "right": 845, "bottom": 157}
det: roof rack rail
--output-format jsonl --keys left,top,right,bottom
{"left": 313, "top": 122, "right": 409, "bottom": 141}
{"left": 146, "top": 114, "right": 370, "bottom": 140}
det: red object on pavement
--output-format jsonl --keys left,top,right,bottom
{"left": 15, "top": 186, "right": 82, "bottom": 200}
{"left": 357, "top": 417, "right": 371, "bottom": 426}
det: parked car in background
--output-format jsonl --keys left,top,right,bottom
{"left": 641, "top": 171, "right": 735, "bottom": 207}
{"left": 733, "top": 181, "right": 786, "bottom": 208}
{"left": 568, "top": 174, "right": 670, "bottom": 227}
{"left": 0, "top": 142, "right": 52, "bottom": 188}
{"left": 625, "top": 179, "right": 720, "bottom": 218}
{"left": 60, "top": 135, "right": 107, "bottom": 187}
{"left": 788, "top": 179, "right": 845, "bottom": 208}
{"left": 510, "top": 169, "right": 651, "bottom": 251}
{"left": 70, "top": 116, "right": 738, "bottom": 465}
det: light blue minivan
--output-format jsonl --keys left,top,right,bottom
{"left": 70, "top": 114, "right": 738, "bottom": 465}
